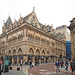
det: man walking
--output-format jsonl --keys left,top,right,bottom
{"left": 70, "top": 60, "right": 74, "bottom": 72}
{"left": 65, "top": 59, "right": 68, "bottom": 71}
{"left": 55, "top": 59, "right": 60, "bottom": 73}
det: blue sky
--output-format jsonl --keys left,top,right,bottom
{"left": 0, "top": 0, "right": 75, "bottom": 34}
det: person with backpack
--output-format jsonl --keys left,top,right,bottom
{"left": 65, "top": 59, "right": 68, "bottom": 71}
{"left": 70, "top": 60, "right": 74, "bottom": 72}
{"left": 55, "top": 59, "right": 60, "bottom": 73}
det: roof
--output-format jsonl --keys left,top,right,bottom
{"left": 6, "top": 16, "right": 12, "bottom": 28}
{"left": 56, "top": 25, "right": 65, "bottom": 30}
{"left": 23, "top": 12, "right": 33, "bottom": 23}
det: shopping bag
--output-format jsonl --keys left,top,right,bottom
{"left": 70, "top": 67, "right": 72, "bottom": 70}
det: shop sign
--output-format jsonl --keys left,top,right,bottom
{"left": 28, "top": 55, "right": 33, "bottom": 58}
{"left": 35, "top": 55, "right": 39, "bottom": 57}
{"left": 14, "top": 56, "right": 17, "bottom": 58}
{"left": 5, "top": 60, "right": 9, "bottom": 66}
{"left": 40, "top": 56, "right": 44, "bottom": 58}
{"left": 46, "top": 56, "right": 48, "bottom": 57}
{"left": 19, "top": 55, "right": 23, "bottom": 58}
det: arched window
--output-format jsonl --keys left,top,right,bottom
{"left": 29, "top": 48, "right": 34, "bottom": 55}
{"left": 42, "top": 50, "right": 45, "bottom": 55}
{"left": 46, "top": 51, "right": 49, "bottom": 55}
{"left": 9, "top": 50, "right": 11, "bottom": 54}
{"left": 18, "top": 48, "right": 22, "bottom": 54}
{"left": 36, "top": 49, "right": 40, "bottom": 55}
{"left": 13, "top": 49, "right": 16, "bottom": 55}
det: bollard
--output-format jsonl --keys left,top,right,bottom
{"left": 28, "top": 66, "right": 30, "bottom": 75}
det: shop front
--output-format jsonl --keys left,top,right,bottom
{"left": 40, "top": 56, "right": 44, "bottom": 63}
{"left": 35, "top": 55, "right": 39, "bottom": 65}
{"left": 19, "top": 55, "right": 23, "bottom": 64}
{"left": 28, "top": 55, "right": 33, "bottom": 63}
{"left": 9, "top": 56, "right": 12, "bottom": 65}
{"left": 45, "top": 56, "right": 49, "bottom": 63}
{"left": 14, "top": 56, "right": 17, "bottom": 64}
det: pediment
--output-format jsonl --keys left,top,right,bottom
{"left": 26, "top": 11, "right": 41, "bottom": 29}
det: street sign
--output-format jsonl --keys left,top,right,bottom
{"left": 5, "top": 60, "right": 9, "bottom": 66}
{"left": 4, "top": 55, "right": 9, "bottom": 72}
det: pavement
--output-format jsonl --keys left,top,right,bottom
{"left": 2, "top": 63, "right": 75, "bottom": 75}
{"left": 2, "top": 70, "right": 25, "bottom": 75}
{"left": 22, "top": 63, "right": 75, "bottom": 75}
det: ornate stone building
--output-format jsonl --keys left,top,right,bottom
{"left": 68, "top": 18, "right": 75, "bottom": 60}
{"left": 0, "top": 9, "right": 66, "bottom": 65}
{"left": 55, "top": 25, "right": 70, "bottom": 41}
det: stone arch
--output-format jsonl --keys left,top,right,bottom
{"left": 45, "top": 50, "right": 50, "bottom": 56}
{"left": 18, "top": 48, "right": 22, "bottom": 54}
{"left": 41, "top": 50, "right": 45, "bottom": 56}
{"left": 13, "top": 49, "right": 16, "bottom": 55}
{"left": 34, "top": 47, "right": 40, "bottom": 54}
{"left": 28, "top": 48, "right": 34, "bottom": 55}
{"left": 27, "top": 46, "right": 34, "bottom": 54}
{"left": 35, "top": 49, "right": 40, "bottom": 55}
{"left": 8, "top": 50, "right": 11, "bottom": 55}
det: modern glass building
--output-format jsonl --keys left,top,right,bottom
{"left": 66, "top": 41, "right": 71, "bottom": 61}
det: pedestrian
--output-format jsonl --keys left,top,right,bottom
{"left": 70, "top": 60, "right": 74, "bottom": 72}
{"left": 30, "top": 61, "right": 32, "bottom": 68}
{"left": 55, "top": 59, "right": 60, "bottom": 73}
{"left": 65, "top": 59, "right": 68, "bottom": 71}
{"left": 20, "top": 59, "right": 22, "bottom": 66}
{"left": 0, "top": 61, "right": 2, "bottom": 75}
{"left": 32, "top": 62, "right": 34, "bottom": 68}
{"left": 61, "top": 60, "right": 63, "bottom": 68}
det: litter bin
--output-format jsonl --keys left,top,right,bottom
{"left": 10, "top": 67, "right": 12, "bottom": 70}
{"left": 17, "top": 67, "right": 20, "bottom": 71}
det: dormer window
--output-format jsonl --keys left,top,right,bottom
{"left": 33, "top": 16, "right": 35, "bottom": 19}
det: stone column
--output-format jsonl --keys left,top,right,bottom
{"left": 52, "top": 57, "right": 53, "bottom": 63}
{"left": 23, "top": 29, "right": 28, "bottom": 41}
{"left": 49, "top": 56, "right": 51, "bottom": 63}
{"left": 50, "top": 56, "right": 52, "bottom": 63}
{"left": 12, "top": 56, "right": 14, "bottom": 64}
{"left": 25, "top": 56, "right": 28, "bottom": 62}
{"left": 17, "top": 56, "right": 19, "bottom": 65}
{"left": 39, "top": 57, "right": 41, "bottom": 64}
{"left": 33, "top": 57, "right": 35, "bottom": 65}
{"left": 23, "top": 56, "right": 26, "bottom": 65}
{"left": 44, "top": 57, "right": 46, "bottom": 63}
{"left": 34, "top": 34, "right": 35, "bottom": 43}
{"left": 53, "top": 56, "right": 55, "bottom": 63}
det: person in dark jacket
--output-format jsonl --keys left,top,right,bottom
{"left": 70, "top": 60, "right": 74, "bottom": 72}
{"left": 30, "top": 61, "right": 32, "bottom": 68}
{"left": 61, "top": 60, "right": 63, "bottom": 68}
{"left": 0, "top": 61, "right": 2, "bottom": 75}
{"left": 55, "top": 59, "right": 60, "bottom": 72}
{"left": 65, "top": 59, "right": 68, "bottom": 70}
